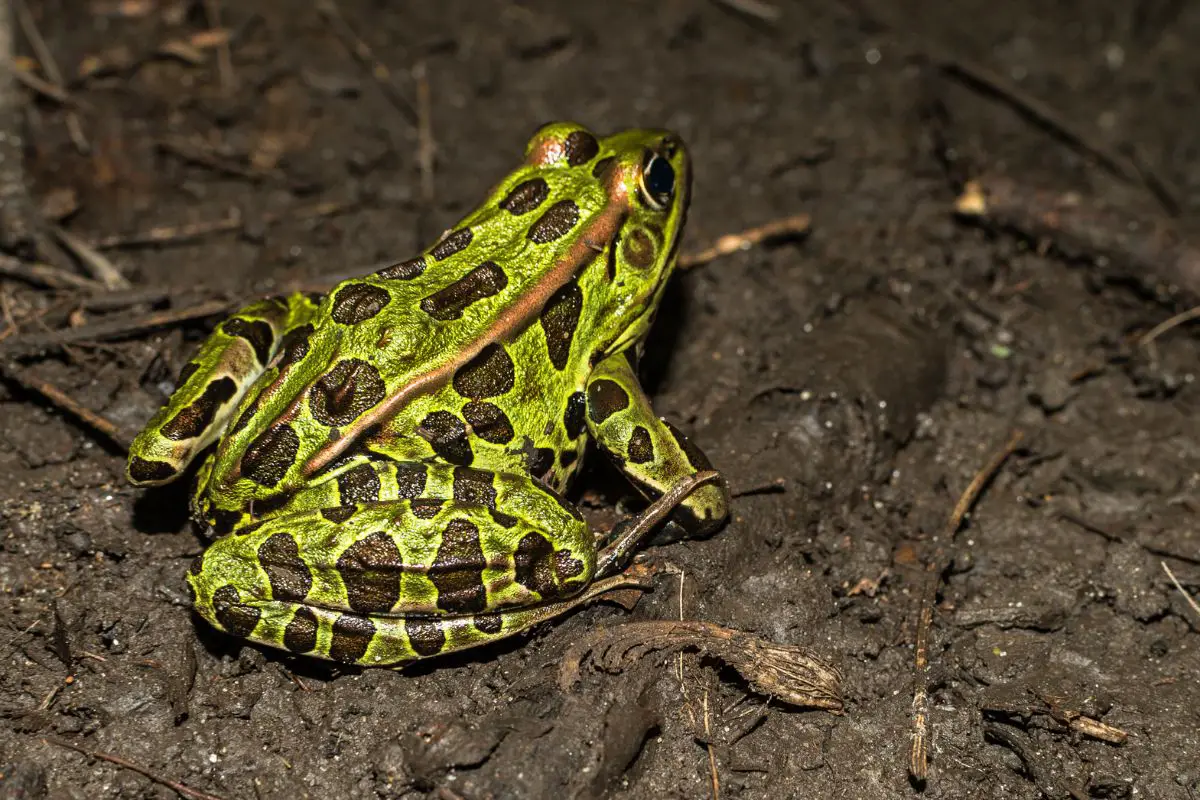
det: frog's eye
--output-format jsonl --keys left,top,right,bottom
{"left": 639, "top": 152, "right": 675, "bottom": 211}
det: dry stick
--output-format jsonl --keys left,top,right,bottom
{"left": 0, "top": 253, "right": 107, "bottom": 291}
{"left": 0, "top": 0, "right": 34, "bottom": 252}
{"left": 3, "top": 58, "right": 72, "bottom": 104}
{"left": 710, "top": 0, "right": 781, "bottom": 23}
{"left": 414, "top": 60, "right": 435, "bottom": 206}
{"left": 955, "top": 176, "right": 1200, "bottom": 302}
{"left": 41, "top": 737, "right": 228, "bottom": 800}
{"left": 203, "top": 0, "right": 234, "bottom": 92}
{"left": 910, "top": 430, "right": 1024, "bottom": 783}
{"left": 90, "top": 199, "right": 355, "bottom": 249}
{"left": 51, "top": 225, "right": 130, "bottom": 289}
{"left": 0, "top": 362, "right": 130, "bottom": 451}
{"left": 0, "top": 298, "right": 234, "bottom": 355}
{"left": 11, "top": 0, "right": 88, "bottom": 152}
{"left": 678, "top": 214, "right": 811, "bottom": 270}
{"left": 1162, "top": 562, "right": 1200, "bottom": 619}
{"left": 1138, "top": 304, "right": 1200, "bottom": 347}
{"left": 703, "top": 689, "right": 720, "bottom": 800}
{"left": 315, "top": 0, "right": 417, "bottom": 125}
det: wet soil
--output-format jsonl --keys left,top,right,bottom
{"left": 1, "top": 1, "right": 1198, "bottom": 798}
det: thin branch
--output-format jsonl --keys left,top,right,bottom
{"left": 12, "top": 0, "right": 88, "bottom": 151}
{"left": 1162, "top": 562, "right": 1200, "bottom": 619}
{"left": 1, "top": 362, "right": 131, "bottom": 451}
{"left": 678, "top": 214, "right": 811, "bottom": 270}
{"left": 42, "top": 737, "right": 229, "bottom": 800}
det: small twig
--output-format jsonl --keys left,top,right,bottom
{"left": 51, "top": 226, "right": 130, "bottom": 289}
{"left": 12, "top": 0, "right": 88, "bottom": 152}
{"left": 203, "top": 0, "right": 235, "bottom": 92}
{"left": 1162, "top": 562, "right": 1200, "bottom": 619}
{"left": 157, "top": 136, "right": 273, "bottom": 184}
{"left": 1138, "top": 304, "right": 1200, "bottom": 347}
{"left": 1, "top": 362, "right": 131, "bottom": 451}
{"left": 315, "top": 0, "right": 417, "bottom": 125}
{"left": 955, "top": 175, "right": 1200, "bottom": 302}
{"left": 678, "top": 214, "right": 811, "bottom": 270}
{"left": 41, "top": 736, "right": 229, "bottom": 800}
{"left": 90, "top": 199, "right": 355, "bottom": 250}
{"left": 1056, "top": 510, "right": 1200, "bottom": 566}
{"left": 710, "top": 0, "right": 781, "bottom": 23}
{"left": 414, "top": 60, "right": 435, "bottom": 206}
{"left": 703, "top": 689, "right": 720, "bottom": 800}
{"left": 0, "top": 253, "right": 107, "bottom": 291}
{"left": 4, "top": 58, "right": 74, "bottom": 104}
{"left": 910, "top": 430, "right": 1024, "bottom": 783}
{"left": 0, "top": 297, "right": 234, "bottom": 356}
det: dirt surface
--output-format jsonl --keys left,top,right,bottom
{"left": 2, "top": 1, "right": 1199, "bottom": 798}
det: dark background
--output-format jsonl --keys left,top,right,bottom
{"left": 1, "top": 1, "right": 1197, "bottom": 798}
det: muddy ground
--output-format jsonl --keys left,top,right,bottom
{"left": 1, "top": 1, "right": 1198, "bottom": 798}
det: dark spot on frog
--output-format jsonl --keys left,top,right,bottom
{"left": 539, "top": 281, "right": 582, "bottom": 370}
{"left": 462, "top": 401, "right": 515, "bottom": 445}
{"left": 564, "top": 130, "right": 600, "bottom": 166}
{"left": 452, "top": 344, "right": 515, "bottom": 398}
{"left": 627, "top": 425, "right": 654, "bottom": 464}
{"left": 337, "top": 462, "right": 381, "bottom": 505}
{"left": 331, "top": 283, "right": 392, "bottom": 324}
{"left": 420, "top": 262, "right": 508, "bottom": 321}
{"left": 499, "top": 178, "right": 550, "bottom": 215}
{"left": 242, "top": 423, "right": 301, "bottom": 487}
{"left": 174, "top": 360, "right": 200, "bottom": 390}
{"left": 527, "top": 200, "right": 581, "bottom": 244}
{"left": 555, "top": 549, "right": 585, "bottom": 579}
{"left": 321, "top": 505, "right": 356, "bottom": 523}
{"left": 563, "top": 391, "right": 587, "bottom": 439}
{"left": 665, "top": 420, "right": 714, "bottom": 471}
{"left": 337, "top": 531, "right": 404, "bottom": 613}
{"left": 329, "top": 613, "right": 375, "bottom": 663}
{"left": 621, "top": 226, "right": 656, "bottom": 270}
{"left": 430, "top": 518, "right": 487, "bottom": 614}
{"left": 488, "top": 508, "right": 519, "bottom": 528}
{"left": 417, "top": 410, "right": 474, "bottom": 466}
{"left": 222, "top": 317, "right": 275, "bottom": 365}
{"left": 430, "top": 227, "right": 473, "bottom": 261}
{"left": 276, "top": 324, "right": 314, "bottom": 371}
{"left": 374, "top": 256, "right": 427, "bottom": 280}
{"left": 258, "top": 532, "right": 313, "bottom": 603}
{"left": 283, "top": 606, "right": 318, "bottom": 653}
{"left": 513, "top": 532, "right": 563, "bottom": 600}
{"left": 527, "top": 447, "right": 554, "bottom": 480}
{"left": 128, "top": 456, "right": 177, "bottom": 484}
{"left": 405, "top": 617, "right": 446, "bottom": 657}
{"left": 452, "top": 467, "right": 496, "bottom": 508}
{"left": 210, "top": 507, "right": 243, "bottom": 536}
{"left": 212, "top": 585, "right": 261, "bottom": 638}
{"left": 473, "top": 614, "right": 503, "bottom": 635}
{"left": 586, "top": 379, "right": 630, "bottom": 424}
{"left": 230, "top": 392, "right": 262, "bottom": 435}
{"left": 309, "top": 358, "right": 387, "bottom": 427}
{"left": 410, "top": 498, "right": 445, "bottom": 519}
{"left": 161, "top": 376, "right": 238, "bottom": 441}
{"left": 591, "top": 156, "right": 615, "bottom": 180}
{"left": 559, "top": 449, "right": 577, "bottom": 468}
{"left": 395, "top": 462, "right": 428, "bottom": 499}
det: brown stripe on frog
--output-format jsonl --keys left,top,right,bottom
{"left": 258, "top": 532, "right": 313, "bottom": 603}
{"left": 416, "top": 410, "right": 474, "bottom": 466}
{"left": 430, "top": 227, "right": 473, "bottom": 260}
{"left": 405, "top": 617, "right": 446, "bottom": 657}
{"left": 128, "top": 456, "right": 178, "bottom": 484}
{"left": 462, "top": 401, "right": 515, "bottom": 444}
{"left": 283, "top": 606, "right": 318, "bottom": 653}
{"left": 430, "top": 518, "right": 488, "bottom": 614}
{"left": 528, "top": 200, "right": 581, "bottom": 244}
{"left": 222, "top": 318, "right": 275, "bottom": 366}
{"left": 420, "top": 261, "right": 509, "bottom": 322}
{"left": 161, "top": 376, "right": 238, "bottom": 441}
{"left": 309, "top": 358, "right": 387, "bottom": 427}
{"left": 302, "top": 172, "right": 631, "bottom": 479}
{"left": 275, "top": 324, "right": 314, "bottom": 371}
{"left": 212, "top": 585, "right": 261, "bottom": 637}
{"left": 539, "top": 280, "right": 582, "bottom": 370}
{"left": 331, "top": 283, "right": 392, "bottom": 324}
{"left": 174, "top": 361, "right": 200, "bottom": 390}
{"left": 329, "top": 613, "right": 375, "bottom": 663}
{"left": 499, "top": 178, "right": 550, "bottom": 215}
{"left": 337, "top": 531, "right": 404, "bottom": 613}
{"left": 374, "top": 256, "right": 426, "bottom": 281}
{"left": 452, "top": 343, "right": 515, "bottom": 398}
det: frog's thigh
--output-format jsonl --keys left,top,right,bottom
{"left": 188, "top": 469, "right": 596, "bottom": 665}
{"left": 585, "top": 353, "right": 730, "bottom": 536}
{"left": 127, "top": 292, "right": 320, "bottom": 486}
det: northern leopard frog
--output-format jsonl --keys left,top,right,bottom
{"left": 127, "top": 123, "right": 730, "bottom": 666}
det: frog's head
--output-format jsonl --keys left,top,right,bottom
{"left": 523, "top": 122, "right": 691, "bottom": 355}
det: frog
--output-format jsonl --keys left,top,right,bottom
{"left": 126, "top": 122, "right": 730, "bottom": 666}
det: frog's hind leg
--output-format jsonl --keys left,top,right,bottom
{"left": 127, "top": 293, "right": 320, "bottom": 486}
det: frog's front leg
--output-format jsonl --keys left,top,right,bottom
{"left": 585, "top": 351, "right": 731, "bottom": 544}
{"left": 188, "top": 464, "right": 608, "bottom": 665}
{"left": 127, "top": 293, "right": 320, "bottom": 486}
